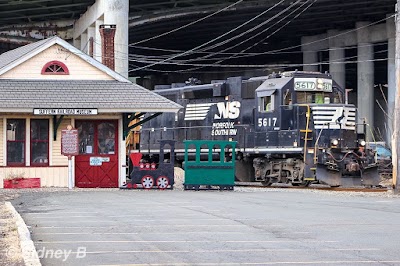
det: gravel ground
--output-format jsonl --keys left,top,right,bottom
{"left": 0, "top": 190, "right": 24, "bottom": 266}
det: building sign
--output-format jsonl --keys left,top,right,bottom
{"left": 90, "top": 157, "right": 110, "bottom": 166}
{"left": 61, "top": 128, "right": 79, "bottom": 156}
{"left": 33, "top": 108, "right": 98, "bottom": 115}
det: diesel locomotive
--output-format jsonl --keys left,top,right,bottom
{"left": 139, "top": 71, "right": 379, "bottom": 187}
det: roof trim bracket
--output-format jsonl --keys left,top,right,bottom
{"left": 123, "top": 112, "right": 146, "bottom": 140}
{"left": 53, "top": 115, "right": 64, "bottom": 141}
{"left": 128, "top": 112, "right": 162, "bottom": 132}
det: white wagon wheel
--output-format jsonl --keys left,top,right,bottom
{"left": 156, "top": 176, "right": 169, "bottom": 190}
{"left": 141, "top": 175, "right": 154, "bottom": 189}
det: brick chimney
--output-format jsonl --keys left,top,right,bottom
{"left": 99, "top": 24, "right": 116, "bottom": 70}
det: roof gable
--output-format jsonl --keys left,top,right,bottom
{"left": 0, "top": 36, "right": 129, "bottom": 83}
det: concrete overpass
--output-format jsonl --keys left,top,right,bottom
{"left": 0, "top": 0, "right": 396, "bottom": 142}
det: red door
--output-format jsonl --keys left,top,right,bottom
{"left": 75, "top": 120, "right": 119, "bottom": 188}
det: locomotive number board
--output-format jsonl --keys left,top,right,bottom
{"left": 294, "top": 78, "right": 332, "bottom": 92}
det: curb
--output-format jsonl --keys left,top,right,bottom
{"left": 5, "top": 202, "right": 41, "bottom": 266}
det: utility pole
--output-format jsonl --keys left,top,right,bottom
{"left": 394, "top": 0, "right": 400, "bottom": 193}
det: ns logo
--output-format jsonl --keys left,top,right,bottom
{"left": 214, "top": 101, "right": 241, "bottom": 120}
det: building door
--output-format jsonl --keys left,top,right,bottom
{"left": 75, "top": 120, "right": 118, "bottom": 188}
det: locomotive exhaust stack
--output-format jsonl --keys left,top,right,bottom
{"left": 138, "top": 71, "right": 379, "bottom": 188}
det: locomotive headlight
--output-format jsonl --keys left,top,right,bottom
{"left": 359, "top": 140, "right": 366, "bottom": 147}
{"left": 331, "top": 139, "right": 339, "bottom": 146}
{"left": 317, "top": 79, "right": 323, "bottom": 89}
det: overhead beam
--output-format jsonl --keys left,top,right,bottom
{"left": 0, "top": 3, "right": 90, "bottom": 15}
{"left": 0, "top": 11, "right": 82, "bottom": 22}
{"left": 0, "top": 0, "right": 53, "bottom": 7}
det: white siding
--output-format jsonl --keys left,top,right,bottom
{"left": 1, "top": 44, "right": 114, "bottom": 80}
{"left": 0, "top": 119, "right": 3, "bottom": 167}
{"left": 1, "top": 114, "right": 121, "bottom": 188}
{"left": 0, "top": 167, "right": 68, "bottom": 188}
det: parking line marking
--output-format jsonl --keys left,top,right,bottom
{"left": 27, "top": 216, "right": 99, "bottom": 218}
{"left": 89, "top": 261, "right": 400, "bottom": 266}
{"left": 36, "top": 231, "right": 253, "bottom": 235}
{"left": 24, "top": 212, "right": 100, "bottom": 215}
{"left": 71, "top": 248, "right": 379, "bottom": 254}
{"left": 36, "top": 240, "right": 340, "bottom": 244}
{"left": 28, "top": 218, "right": 229, "bottom": 222}
{"left": 34, "top": 224, "right": 249, "bottom": 228}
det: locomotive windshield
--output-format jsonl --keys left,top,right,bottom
{"left": 296, "top": 91, "right": 342, "bottom": 104}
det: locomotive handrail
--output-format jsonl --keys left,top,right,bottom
{"left": 297, "top": 104, "right": 311, "bottom": 163}
{"left": 313, "top": 122, "right": 333, "bottom": 164}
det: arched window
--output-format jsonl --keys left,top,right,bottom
{"left": 41, "top": 61, "right": 69, "bottom": 75}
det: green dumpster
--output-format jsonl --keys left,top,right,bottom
{"left": 183, "top": 140, "right": 236, "bottom": 190}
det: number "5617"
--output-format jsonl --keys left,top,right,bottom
{"left": 258, "top": 117, "right": 277, "bottom": 127}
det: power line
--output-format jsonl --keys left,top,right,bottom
{"left": 181, "top": 0, "right": 315, "bottom": 72}
{"left": 129, "top": 0, "right": 244, "bottom": 46}
{"left": 68, "top": 45, "right": 389, "bottom": 72}
{"left": 130, "top": 42, "right": 386, "bottom": 58}
{"left": 129, "top": 0, "right": 286, "bottom": 72}
{"left": 261, "top": 15, "right": 395, "bottom": 55}
{"left": 101, "top": 13, "right": 392, "bottom": 63}
{"left": 128, "top": 15, "right": 393, "bottom": 73}
{"left": 195, "top": 0, "right": 295, "bottom": 53}
{"left": 130, "top": 57, "right": 391, "bottom": 69}
{"left": 182, "top": 0, "right": 305, "bottom": 63}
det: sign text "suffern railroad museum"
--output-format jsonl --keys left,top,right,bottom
{"left": 33, "top": 108, "right": 98, "bottom": 115}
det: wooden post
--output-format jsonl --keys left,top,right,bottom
{"left": 394, "top": 0, "right": 400, "bottom": 193}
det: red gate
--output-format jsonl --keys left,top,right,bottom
{"left": 75, "top": 120, "right": 118, "bottom": 188}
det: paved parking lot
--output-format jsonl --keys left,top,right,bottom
{"left": 11, "top": 189, "right": 400, "bottom": 265}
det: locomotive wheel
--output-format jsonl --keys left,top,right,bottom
{"left": 156, "top": 176, "right": 169, "bottom": 190}
{"left": 141, "top": 175, "right": 154, "bottom": 189}
{"left": 261, "top": 171, "right": 273, "bottom": 186}
{"left": 292, "top": 181, "right": 310, "bottom": 187}
{"left": 261, "top": 180, "right": 272, "bottom": 186}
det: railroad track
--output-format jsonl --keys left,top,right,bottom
{"left": 235, "top": 182, "right": 389, "bottom": 192}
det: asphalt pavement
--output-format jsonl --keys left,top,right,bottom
{"left": 10, "top": 189, "right": 400, "bottom": 266}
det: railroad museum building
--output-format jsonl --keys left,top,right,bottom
{"left": 0, "top": 36, "right": 181, "bottom": 188}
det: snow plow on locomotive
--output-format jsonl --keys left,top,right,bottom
{"left": 139, "top": 71, "right": 379, "bottom": 187}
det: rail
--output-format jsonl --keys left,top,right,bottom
{"left": 235, "top": 182, "right": 388, "bottom": 192}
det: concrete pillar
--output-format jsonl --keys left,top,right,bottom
{"left": 356, "top": 22, "right": 374, "bottom": 140}
{"left": 328, "top": 30, "right": 346, "bottom": 89}
{"left": 95, "top": 19, "right": 104, "bottom": 62}
{"left": 87, "top": 25, "right": 96, "bottom": 57}
{"left": 303, "top": 50, "right": 319, "bottom": 72}
{"left": 80, "top": 31, "right": 88, "bottom": 53}
{"left": 301, "top": 35, "right": 319, "bottom": 72}
{"left": 73, "top": 0, "right": 128, "bottom": 77}
{"left": 73, "top": 37, "right": 81, "bottom": 50}
{"left": 387, "top": 16, "right": 396, "bottom": 145}
{"left": 104, "top": 0, "right": 129, "bottom": 78}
